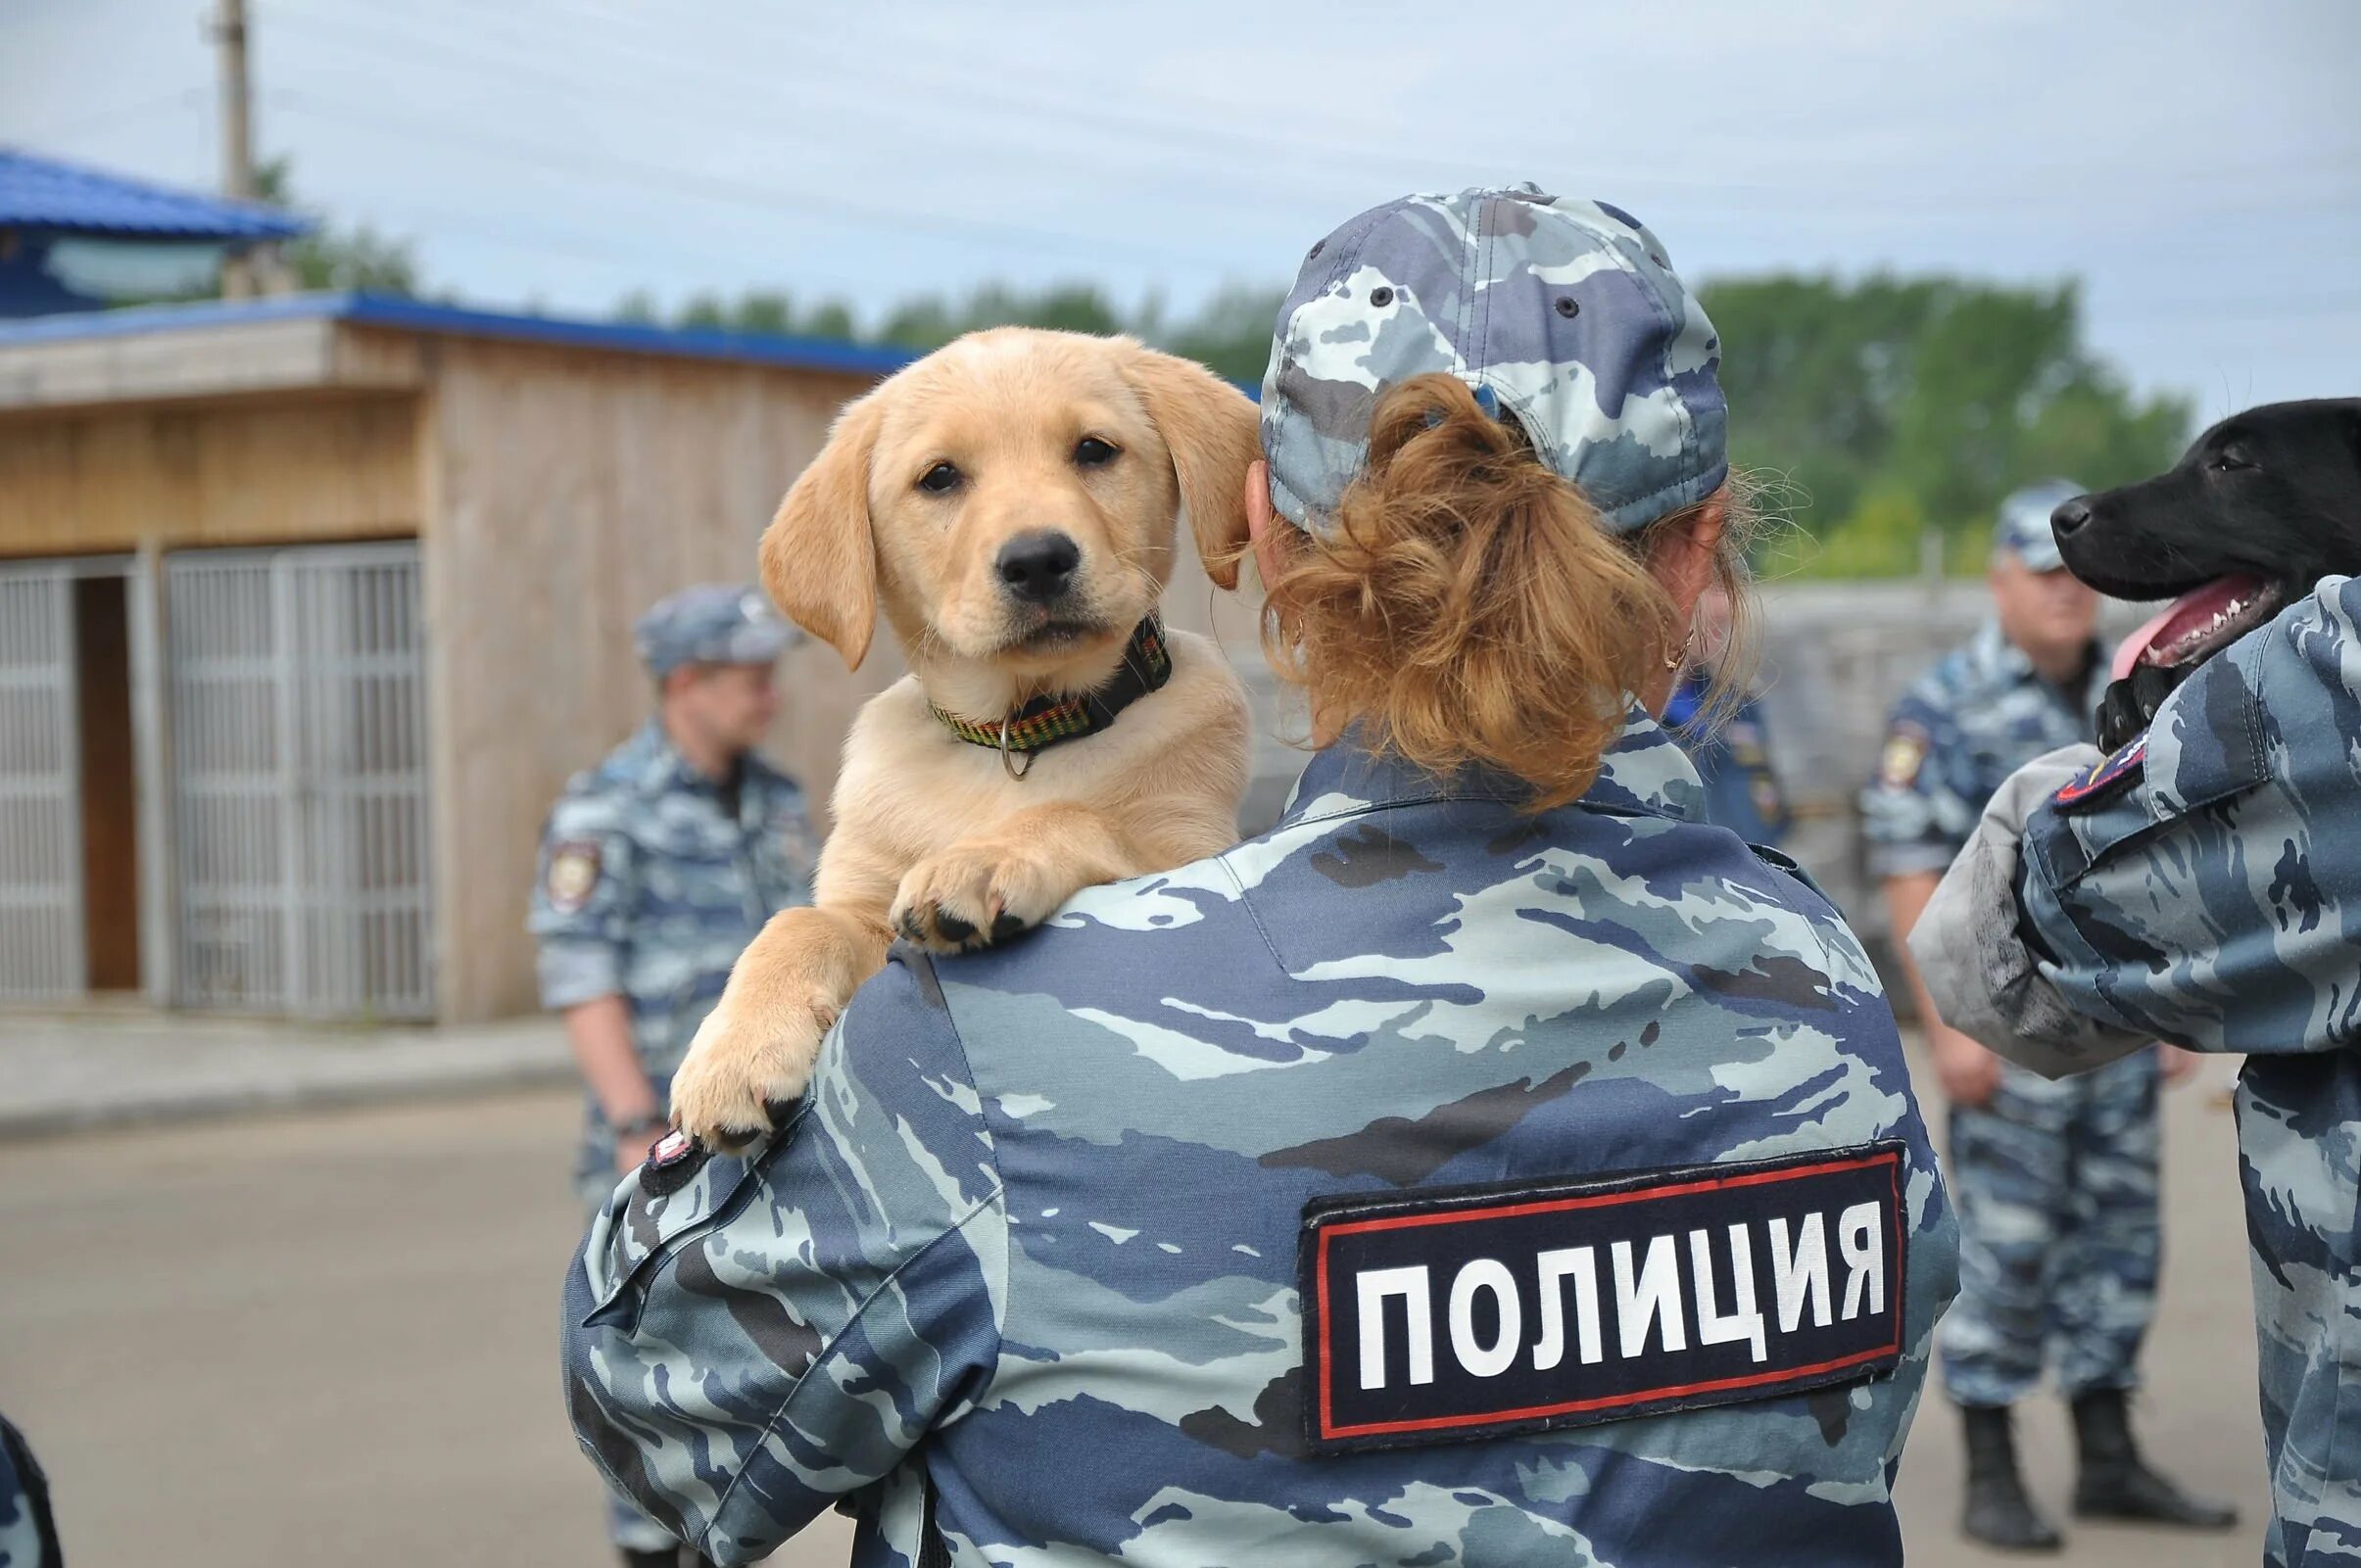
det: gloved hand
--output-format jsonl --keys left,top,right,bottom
{"left": 1905, "top": 743, "right": 2153, "bottom": 1079}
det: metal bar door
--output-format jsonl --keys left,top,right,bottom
{"left": 0, "top": 564, "right": 85, "bottom": 1001}
{"left": 166, "top": 544, "right": 432, "bottom": 1019}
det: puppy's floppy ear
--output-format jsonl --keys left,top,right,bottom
{"left": 762, "top": 395, "right": 882, "bottom": 670}
{"left": 1121, "top": 343, "right": 1263, "bottom": 591}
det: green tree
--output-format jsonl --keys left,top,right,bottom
{"left": 250, "top": 159, "right": 419, "bottom": 295}
{"left": 1161, "top": 283, "right": 1286, "bottom": 384}
{"left": 1701, "top": 274, "right": 2189, "bottom": 575}
{"left": 629, "top": 279, "right": 1282, "bottom": 385}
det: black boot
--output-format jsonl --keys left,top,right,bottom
{"left": 2070, "top": 1387, "right": 2240, "bottom": 1529}
{"left": 1961, "top": 1404, "right": 2064, "bottom": 1551}
{"left": 618, "top": 1552, "right": 675, "bottom": 1568}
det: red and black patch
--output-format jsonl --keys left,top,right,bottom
{"left": 638, "top": 1126, "right": 711, "bottom": 1197}
{"left": 1300, "top": 1144, "right": 1907, "bottom": 1452}
{"left": 2054, "top": 738, "right": 2145, "bottom": 813}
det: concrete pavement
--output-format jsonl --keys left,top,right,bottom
{"left": 0, "top": 1070, "right": 2270, "bottom": 1567}
{"left": 0, "top": 1007, "right": 575, "bottom": 1137}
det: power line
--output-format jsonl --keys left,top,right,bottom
{"left": 265, "top": 87, "right": 1246, "bottom": 271}
{"left": 324, "top": 0, "right": 2361, "bottom": 201}
{"left": 14, "top": 88, "right": 211, "bottom": 148}
{"left": 297, "top": 0, "right": 1513, "bottom": 192}
{"left": 253, "top": 1, "right": 1498, "bottom": 223}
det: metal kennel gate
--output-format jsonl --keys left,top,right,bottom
{"left": 165, "top": 544, "right": 434, "bottom": 1019}
{"left": 0, "top": 562, "right": 87, "bottom": 1001}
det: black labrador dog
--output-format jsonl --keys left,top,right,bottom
{"left": 2050, "top": 397, "right": 2361, "bottom": 749}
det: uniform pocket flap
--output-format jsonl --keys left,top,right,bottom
{"left": 582, "top": 1114, "right": 806, "bottom": 1331}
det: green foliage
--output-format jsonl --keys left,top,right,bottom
{"left": 627, "top": 279, "right": 1283, "bottom": 385}
{"left": 1702, "top": 274, "right": 2190, "bottom": 578}
{"left": 251, "top": 159, "right": 419, "bottom": 295}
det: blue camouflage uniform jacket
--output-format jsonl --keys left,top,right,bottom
{"left": 530, "top": 721, "right": 818, "bottom": 1079}
{"left": 564, "top": 710, "right": 1957, "bottom": 1566}
{"left": 1861, "top": 621, "right": 2110, "bottom": 879}
{"left": 2011, "top": 578, "right": 2361, "bottom": 1568}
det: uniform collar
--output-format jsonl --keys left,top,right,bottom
{"left": 625, "top": 719, "right": 760, "bottom": 800}
{"left": 1971, "top": 620, "right": 2106, "bottom": 704}
{"left": 1277, "top": 705, "right": 1707, "bottom": 828}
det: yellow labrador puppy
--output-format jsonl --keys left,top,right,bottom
{"left": 670, "top": 329, "right": 1260, "bottom": 1147}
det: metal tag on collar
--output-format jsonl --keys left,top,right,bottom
{"left": 997, "top": 712, "right": 1036, "bottom": 781}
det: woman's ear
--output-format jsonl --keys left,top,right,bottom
{"left": 1121, "top": 344, "right": 1263, "bottom": 590}
{"left": 762, "top": 396, "right": 883, "bottom": 670}
{"left": 1648, "top": 487, "right": 1729, "bottom": 628}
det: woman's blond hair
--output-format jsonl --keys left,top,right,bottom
{"left": 1256, "top": 372, "right": 1755, "bottom": 811}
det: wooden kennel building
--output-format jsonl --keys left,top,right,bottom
{"left": 0, "top": 293, "right": 931, "bottom": 1023}
{"left": 0, "top": 293, "right": 1281, "bottom": 1025}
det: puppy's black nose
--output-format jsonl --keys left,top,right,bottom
{"left": 996, "top": 531, "right": 1081, "bottom": 602}
{"left": 2051, "top": 498, "right": 2093, "bottom": 539}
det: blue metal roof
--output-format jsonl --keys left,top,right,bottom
{"left": 0, "top": 290, "right": 922, "bottom": 378}
{"left": 0, "top": 148, "right": 312, "bottom": 241}
{"left": 0, "top": 290, "right": 1268, "bottom": 397}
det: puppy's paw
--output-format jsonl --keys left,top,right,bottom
{"left": 890, "top": 844, "right": 1065, "bottom": 953}
{"left": 669, "top": 993, "right": 835, "bottom": 1154}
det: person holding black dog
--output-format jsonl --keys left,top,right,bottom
{"left": 1863, "top": 483, "right": 2232, "bottom": 1550}
{"left": 1912, "top": 398, "right": 2361, "bottom": 1568}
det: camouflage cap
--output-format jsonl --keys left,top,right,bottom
{"left": 634, "top": 583, "right": 797, "bottom": 676}
{"left": 1261, "top": 183, "right": 1727, "bottom": 537}
{"left": 1992, "top": 479, "right": 2087, "bottom": 573}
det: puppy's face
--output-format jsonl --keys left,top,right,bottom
{"left": 762, "top": 329, "right": 1260, "bottom": 686}
{"left": 868, "top": 333, "right": 1176, "bottom": 675}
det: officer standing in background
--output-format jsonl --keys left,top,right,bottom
{"left": 1863, "top": 482, "right": 2232, "bottom": 1550}
{"left": 529, "top": 584, "right": 816, "bottom": 1568}
{"left": 1666, "top": 580, "right": 1789, "bottom": 844}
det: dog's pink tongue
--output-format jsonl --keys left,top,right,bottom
{"left": 2112, "top": 574, "right": 2269, "bottom": 680}
{"left": 2113, "top": 603, "right": 2182, "bottom": 681}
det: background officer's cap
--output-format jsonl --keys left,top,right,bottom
{"left": 1260, "top": 183, "right": 1727, "bottom": 539}
{"left": 1991, "top": 479, "right": 2087, "bottom": 573}
{"left": 634, "top": 584, "right": 798, "bottom": 677}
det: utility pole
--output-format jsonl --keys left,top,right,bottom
{"left": 213, "top": 0, "right": 264, "bottom": 298}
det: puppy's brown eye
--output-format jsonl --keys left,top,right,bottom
{"left": 1074, "top": 437, "right": 1120, "bottom": 468}
{"left": 917, "top": 461, "right": 962, "bottom": 494}
{"left": 2209, "top": 449, "right": 2254, "bottom": 474}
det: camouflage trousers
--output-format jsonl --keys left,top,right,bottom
{"left": 2240, "top": 1053, "right": 2361, "bottom": 1568}
{"left": 1938, "top": 1048, "right": 2160, "bottom": 1408}
{"left": 575, "top": 1087, "right": 684, "bottom": 1556}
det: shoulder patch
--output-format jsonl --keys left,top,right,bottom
{"left": 1879, "top": 725, "right": 1928, "bottom": 788}
{"left": 544, "top": 838, "right": 603, "bottom": 913}
{"left": 1299, "top": 1143, "right": 1907, "bottom": 1452}
{"left": 2053, "top": 737, "right": 2145, "bottom": 813}
{"left": 638, "top": 1126, "right": 711, "bottom": 1198}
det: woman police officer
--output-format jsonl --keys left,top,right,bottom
{"left": 564, "top": 185, "right": 1958, "bottom": 1567}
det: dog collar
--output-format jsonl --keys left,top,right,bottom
{"left": 932, "top": 616, "right": 1174, "bottom": 779}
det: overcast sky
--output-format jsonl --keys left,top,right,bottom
{"left": 5, "top": 0, "right": 2356, "bottom": 418}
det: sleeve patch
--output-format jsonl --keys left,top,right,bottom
{"left": 2053, "top": 737, "right": 2145, "bottom": 813}
{"left": 1879, "top": 726, "right": 1928, "bottom": 788}
{"left": 545, "top": 838, "right": 603, "bottom": 913}
{"left": 1299, "top": 1143, "right": 1908, "bottom": 1453}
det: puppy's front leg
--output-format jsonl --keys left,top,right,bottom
{"left": 670, "top": 902, "right": 891, "bottom": 1151}
{"left": 891, "top": 800, "right": 1226, "bottom": 951}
